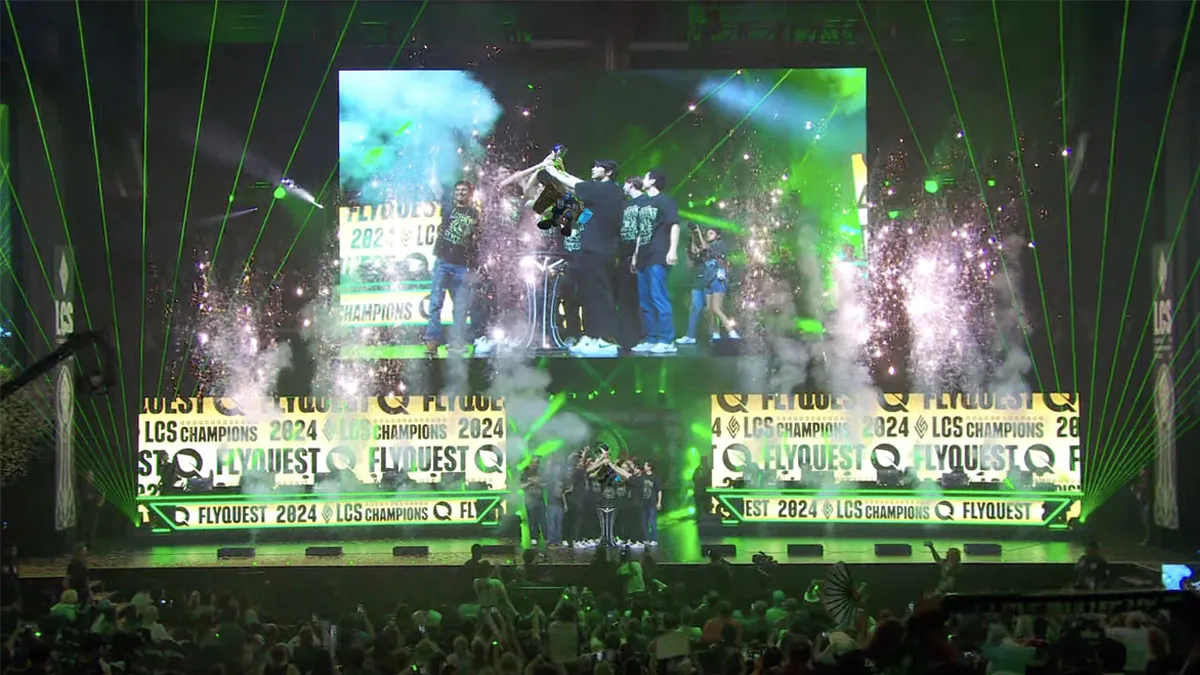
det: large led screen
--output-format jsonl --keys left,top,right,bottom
{"left": 338, "top": 69, "right": 867, "bottom": 359}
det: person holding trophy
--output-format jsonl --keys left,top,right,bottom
{"left": 540, "top": 155, "right": 625, "bottom": 357}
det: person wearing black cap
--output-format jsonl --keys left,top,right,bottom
{"left": 541, "top": 158, "right": 625, "bottom": 357}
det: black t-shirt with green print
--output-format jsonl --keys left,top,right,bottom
{"left": 619, "top": 194, "right": 649, "bottom": 257}
{"left": 432, "top": 202, "right": 481, "bottom": 267}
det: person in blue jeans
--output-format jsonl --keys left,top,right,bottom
{"left": 640, "top": 462, "right": 661, "bottom": 544}
{"left": 678, "top": 226, "right": 740, "bottom": 343}
{"left": 630, "top": 169, "right": 681, "bottom": 355}
{"left": 546, "top": 467, "right": 569, "bottom": 546}
{"left": 424, "top": 181, "right": 480, "bottom": 356}
{"left": 679, "top": 226, "right": 709, "bottom": 344}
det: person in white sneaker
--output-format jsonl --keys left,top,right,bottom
{"left": 541, "top": 158, "right": 625, "bottom": 357}
{"left": 617, "top": 177, "right": 650, "bottom": 350}
{"left": 677, "top": 223, "right": 709, "bottom": 346}
{"left": 630, "top": 169, "right": 681, "bottom": 355}
{"left": 693, "top": 228, "right": 740, "bottom": 341}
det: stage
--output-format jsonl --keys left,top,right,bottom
{"left": 17, "top": 527, "right": 1186, "bottom": 619}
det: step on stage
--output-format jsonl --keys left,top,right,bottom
{"left": 18, "top": 530, "right": 1184, "bottom": 615}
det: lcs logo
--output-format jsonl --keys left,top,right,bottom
{"left": 1042, "top": 393, "right": 1078, "bottom": 413}
{"left": 715, "top": 394, "right": 750, "bottom": 414}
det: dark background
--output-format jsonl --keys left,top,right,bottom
{"left": 1, "top": 1, "right": 1197, "bottom": 549}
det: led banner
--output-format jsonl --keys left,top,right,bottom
{"left": 136, "top": 395, "right": 507, "bottom": 494}
{"left": 54, "top": 246, "right": 77, "bottom": 532}
{"left": 716, "top": 491, "right": 1081, "bottom": 526}
{"left": 340, "top": 202, "right": 441, "bottom": 286}
{"left": 710, "top": 392, "right": 1082, "bottom": 488}
{"left": 141, "top": 494, "right": 502, "bottom": 532}
{"left": 1150, "top": 243, "right": 1179, "bottom": 530}
{"left": 339, "top": 288, "right": 460, "bottom": 327}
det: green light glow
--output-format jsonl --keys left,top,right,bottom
{"left": 273, "top": 185, "right": 287, "bottom": 200}
{"left": 924, "top": 179, "right": 940, "bottom": 194}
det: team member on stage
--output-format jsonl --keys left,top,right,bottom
{"left": 630, "top": 169, "right": 681, "bottom": 354}
{"left": 541, "top": 159, "right": 624, "bottom": 357}
{"left": 473, "top": 157, "right": 558, "bottom": 356}
{"left": 680, "top": 226, "right": 740, "bottom": 343}
{"left": 522, "top": 458, "right": 547, "bottom": 546}
{"left": 559, "top": 207, "right": 586, "bottom": 346}
{"left": 586, "top": 444, "right": 631, "bottom": 548}
{"left": 640, "top": 461, "right": 662, "bottom": 545}
{"left": 678, "top": 224, "right": 710, "bottom": 345}
{"left": 425, "top": 181, "right": 481, "bottom": 357}
{"left": 617, "top": 177, "right": 648, "bottom": 349}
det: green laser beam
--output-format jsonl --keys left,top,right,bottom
{"left": 1092, "top": 0, "right": 1194, "bottom": 489}
{"left": 138, "top": 0, "right": 150, "bottom": 453}
{"left": 262, "top": 1, "right": 429, "bottom": 290}
{"left": 1083, "top": 0, "right": 1130, "bottom": 498}
{"left": 173, "top": 0, "right": 290, "bottom": 401}
{"left": 1059, "top": 0, "right": 1080, "bottom": 426}
{"left": 154, "top": 0, "right": 219, "bottom": 408}
{"left": 238, "top": 1, "right": 359, "bottom": 281}
{"left": 76, "top": 0, "right": 136, "bottom": 463}
{"left": 855, "top": 0, "right": 931, "bottom": 172}
{"left": 621, "top": 70, "right": 741, "bottom": 168}
{"left": 3, "top": 0, "right": 122, "bottom": 454}
{"left": 673, "top": 70, "right": 793, "bottom": 196}
{"left": 991, "top": 0, "right": 1062, "bottom": 393}
{"left": 923, "top": 0, "right": 1043, "bottom": 392}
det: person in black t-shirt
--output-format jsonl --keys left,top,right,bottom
{"left": 542, "top": 159, "right": 624, "bottom": 357}
{"left": 65, "top": 543, "right": 93, "bottom": 603}
{"left": 76, "top": 470, "right": 105, "bottom": 546}
{"left": 640, "top": 462, "right": 662, "bottom": 544}
{"left": 1132, "top": 466, "right": 1154, "bottom": 545}
{"left": 522, "top": 458, "right": 547, "bottom": 546}
{"left": 424, "top": 181, "right": 481, "bottom": 356}
{"left": 617, "top": 177, "right": 649, "bottom": 349}
{"left": 631, "top": 169, "right": 681, "bottom": 354}
{"left": 693, "top": 456, "right": 712, "bottom": 520}
{"left": 1074, "top": 540, "right": 1111, "bottom": 590}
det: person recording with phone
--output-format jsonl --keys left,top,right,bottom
{"left": 678, "top": 225, "right": 739, "bottom": 344}
{"left": 541, "top": 158, "right": 625, "bottom": 357}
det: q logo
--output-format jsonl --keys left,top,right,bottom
{"left": 1043, "top": 393, "right": 1078, "bottom": 413}
{"left": 474, "top": 445, "right": 504, "bottom": 474}
{"left": 934, "top": 500, "right": 955, "bottom": 521}
{"left": 171, "top": 448, "right": 204, "bottom": 480}
{"left": 869, "top": 443, "right": 902, "bottom": 471}
{"left": 432, "top": 501, "right": 454, "bottom": 521}
{"left": 1022, "top": 444, "right": 1056, "bottom": 475}
{"left": 171, "top": 505, "right": 190, "bottom": 527}
{"left": 377, "top": 394, "right": 411, "bottom": 415}
{"left": 716, "top": 394, "right": 750, "bottom": 414}
{"left": 878, "top": 393, "right": 910, "bottom": 413}
{"left": 213, "top": 398, "right": 245, "bottom": 417}
{"left": 325, "top": 445, "right": 357, "bottom": 472}
{"left": 721, "top": 443, "right": 751, "bottom": 473}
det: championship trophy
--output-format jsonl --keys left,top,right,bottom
{"left": 534, "top": 145, "right": 580, "bottom": 236}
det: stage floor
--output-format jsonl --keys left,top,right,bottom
{"left": 18, "top": 533, "right": 1185, "bottom": 578}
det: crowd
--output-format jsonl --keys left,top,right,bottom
{"left": 1, "top": 543, "right": 1197, "bottom": 675}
